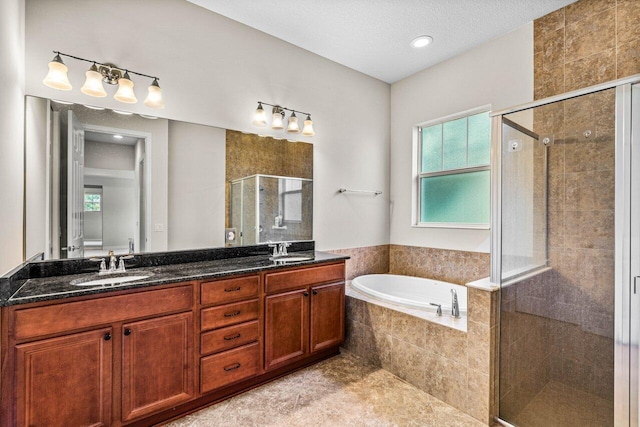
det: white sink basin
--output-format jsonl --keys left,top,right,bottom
{"left": 71, "top": 274, "right": 151, "bottom": 287}
{"left": 270, "top": 256, "right": 314, "bottom": 263}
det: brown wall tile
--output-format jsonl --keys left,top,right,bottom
{"left": 389, "top": 245, "right": 490, "bottom": 285}
{"left": 617, "top": 0, "right": 640, "bottom": 44}
{"left": 565, "top": 0, "right": 616, "bottom": 26}
{"left": 618, "top": 38, "right": 640, "bottom": 78}
{"left": 565, "top": 8, "right": 616, "bottom": 62}
{"left": 565, "top": 48, "right": 617, "bottom": 91}
{"left": 329, "top": 245, "right": 389, "bottom": 280}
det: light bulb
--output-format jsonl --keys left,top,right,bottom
{"left": 286, "top": 112, "right": 300, "bottom": 134}
{"left": 252, "top": 102, "right": 267, "bottom": 127}
{"left": 42, "top": 54, "right": 72, "bottom": 91}
{"left": 271, "top": 110, "right": 284, "bottom": 130}
{"left": 80, "top": 63, "right": 107, "bottom": 97}
{"left": 114, "top": 71, "right": 137, "bottom": 104}
{"left": 302, "top": 115, "right": 315, "bottom": 136}
{"left": 144, "top": 78, "right": 164, "bottom": 109}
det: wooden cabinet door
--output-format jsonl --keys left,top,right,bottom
{"left": 264, "top": 289, "right": 309, "bottom": 370}
{"left": 310, "top": 282, "right": 345, "bottom": 353}
{"left": 15, "top": 328, "right": 113, "bottom": 427}
{"left": 121, "top": 312, "right": 194, "bottom": 422}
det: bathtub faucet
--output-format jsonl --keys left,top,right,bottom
{"left": 451, "top": 289, "right": 460, "bottom": 318}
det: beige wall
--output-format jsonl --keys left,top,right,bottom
{"left": 23, "top": 0, "right": 391, "bottom": 255}
{"left": 0, "top": 0, "right": 25, "bottom": 275}
{"left": 389, "top": 24, "right": 534, "bottom": 253}
{"left": 168, "top": 121, "right": 226, "bottom": 250}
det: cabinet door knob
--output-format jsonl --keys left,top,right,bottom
{"left": 303, "top": 291, "right": 309, "bottom": 297}
{"left": 124, "top": 328, "right": 132, "bottom": 336}
{"left": 312, "top": 290, "right": 318, "bottom": 295}
{"left": 104, "top": 333, "right": 112, "bottom": 341}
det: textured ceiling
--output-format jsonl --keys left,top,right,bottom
{"left": 188, "top": 0, "right": 576, "bottom": 83}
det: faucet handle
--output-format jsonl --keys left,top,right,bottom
{"left": 117, "top": 255, "right": 134, "bottom": 272}
{"left": 429, "top": 303, "right": 443, "bottom": 316}
{"left": 89, "top": 257, "right": 107, "bottom": 274}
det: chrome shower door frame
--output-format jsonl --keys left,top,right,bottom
{"left": 490, "top": 73, "right": 640, "bottom": 427}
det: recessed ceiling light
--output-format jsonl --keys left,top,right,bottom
{"left": 113, "top": 110, "right": 133, "bottom": 115}
{"left": 52, "top": 99, "right": 74, "bottom": 105}
{"left": 410, "top": 35, "right": 433, "bottom": 48}
{"left": 84, "top": 105, "right": 105, "bottom": 110}
{"left": 139, "top": 114, "right": 158, "bottom": 120}
{"left": 113, "top": 135, "right": 124, "bottom": 139}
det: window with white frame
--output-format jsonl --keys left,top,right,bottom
{"left": 416, "top": 108, "right": 491, "bottom": 228}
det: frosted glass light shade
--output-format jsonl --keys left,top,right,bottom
{"left": 286, "top": 112, "right": 300, "bottom": 134}
{"left": 144, "top": 79, "right": 164, "bottom": 109}
{"left": 302, "top": 115, "right": 315, "bottom": 136}
{"left": 80, "top": 65, "right": 107, "bottom": 97}
{"left": 43, "top": 57, "right": 72, "bottom": 91}
{"left": 252, "top": 103, "right": 267, "bottom": 127}
{"left": 271, "top": 112, "right": 284, "bottom": 130}
{"left": 114, "top": 73, "right": 137, "bottom": 104}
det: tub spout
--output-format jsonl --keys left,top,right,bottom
{"left": 451, "top": 289, "right": 460, "bottom": 318}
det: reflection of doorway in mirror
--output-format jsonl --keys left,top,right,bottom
{"left": 43, "top": 105, "right": 152, "bottom": 259}
{"left": 80, "top": 127, "right": 146, "bottom": 258}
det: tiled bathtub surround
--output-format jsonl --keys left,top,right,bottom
{"left": 389, "top": 244, "right": 490, "bottom": 285}
{"left": 328, "top": 245, "right": 389, "bottom": 280}
{"left": 344, "top": 284, "right": 498, "bottom": 425}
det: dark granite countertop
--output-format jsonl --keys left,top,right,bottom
{"left": 3, "top": 251, "right": 348, "bottom": 307}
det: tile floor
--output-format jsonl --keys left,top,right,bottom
{"left": 511, "top": 381, "right": 614, "bottom": 427}
{"left": 165, "top": 351, "right": 486, "bottom": 426}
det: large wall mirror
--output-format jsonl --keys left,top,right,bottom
{"left": 24, "top": 96, "right": 313, "bottom": 261}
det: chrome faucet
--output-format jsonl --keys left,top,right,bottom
{"left": 451, "top": 289, "right": 460, "bottom": 318}
{"left": 268, "top": 241, "right": 291, "bottom": 258}
{"left": 90, "top": 251, "right": 134, "bottom": 275}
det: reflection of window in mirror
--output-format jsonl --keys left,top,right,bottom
{"left": 280, "top": 179, "right": 302, "bottom": 222}
{"left": 84, "top": 191, "right": 102, "bottom": 212}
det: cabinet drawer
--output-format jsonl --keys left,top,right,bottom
{"left": 201, "top": 299, "right": 259, "bottom": 331}
{"left": 13, "top": 285, "right": 193, "bottom": 341}
{"left": 201, "top": 276, "right": 259, "bottom": 306}
{"left": 201, "top": 320, "right": 259, "bottom": 356}
{"left": 200, "top": 342, "right": 260, "bottom": 393}
{"left": 265, "top": 263, "right": 345, "bottom": 294}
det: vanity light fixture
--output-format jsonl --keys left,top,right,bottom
{"left": 252, "top": 101, "right": 315, "bottom": 137}
{"left": 410, "top": 35, "right": 433, "bottom": 48}
{"left": 42, "top": 51, "right": 164, "bottom": 109}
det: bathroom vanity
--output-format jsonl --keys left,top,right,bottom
{"left": 0, "top": 247, "right": 346, "bottom": 426}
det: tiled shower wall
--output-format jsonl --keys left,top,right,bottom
{"left": 534, "top": 0, "right": 625, "bottom": 400}
{"left": 534, "top": 0, "right": 640, "bottom": 100}
{"left": 498, "top": 0, "right": 633, "bottom": 418}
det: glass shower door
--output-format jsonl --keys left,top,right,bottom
{"left": 497, "top": 88, "right": 617, "bottom": 426}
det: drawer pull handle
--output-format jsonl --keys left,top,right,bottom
{"left": 224, "top": 363, "right": 241, "bottom": 372}
{"left": 224, "top": 333, "right": 242, "bottom": 341}
{"left": 224, "top": 310, "right": 241, "bottom": 317}
{"left": 224, "top": 286, "right": 242, "bottom": 292}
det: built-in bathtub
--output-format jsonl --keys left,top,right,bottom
{"left": 351, "top": 273, "right": 468, "bottom": 316}
{"left": 344, "top": 273, "right": 494, "bottom": 423}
